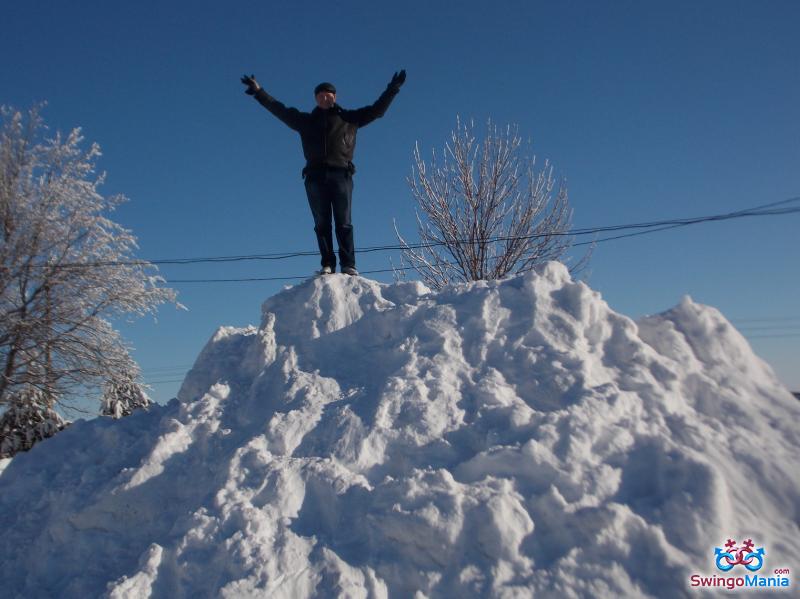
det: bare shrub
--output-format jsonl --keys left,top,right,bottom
{"left": 395, "top": 118, "right": 590, "bottom": 289}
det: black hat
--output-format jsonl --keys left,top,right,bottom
{"left": 314, "top": 82, "right": 336, "bottom": 95}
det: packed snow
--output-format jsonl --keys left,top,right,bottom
{"left": 1, "top": 263, "right": 798, "bottom": 598}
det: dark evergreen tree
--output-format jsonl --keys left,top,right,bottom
{"left": 0, "top": 386, "right": 68, "bottom": 458}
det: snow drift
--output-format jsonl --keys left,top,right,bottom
{"left": 1, "top": 263, "right": 798, "bottom": 598}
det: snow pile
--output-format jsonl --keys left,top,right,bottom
{"left": 1, "top": 263, "right": 798, "bottom": 598}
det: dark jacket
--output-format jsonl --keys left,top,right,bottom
{"left": 253, "top": 85, "right": 399, "bottom": 174}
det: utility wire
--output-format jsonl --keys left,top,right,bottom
{"left": 140, "top": 364, "right": 193, "bottom": 373}
{"left": 732, "top": 317, "right": 800, "bottom": 323}
{"left": 736, "top": 325, "right": 800, "bottom": 335}
{"left": 168, "top": 266, "right": 407, "bottom": 284}
{"left": 26, "top": 196, "right": 800, "bottom": 270}
{"left": 744, "top": 333, "right": 800, "bottom": 339}
{"left": 165, "top": 200, "right": 800, "bottom": 283}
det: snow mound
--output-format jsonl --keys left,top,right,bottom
{"left": 1, "top": 263, "right": 798, "bottom": 598}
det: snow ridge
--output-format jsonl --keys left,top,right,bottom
{"left": 1, "top": 263, "right": 798, "bottom": 598}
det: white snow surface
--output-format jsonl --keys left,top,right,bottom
{"left": 1, "top": 263, "right": 798, "bottom": 598}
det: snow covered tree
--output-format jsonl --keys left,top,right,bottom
{"left": 101, "top": 371, "right": 151, "bottom": 419}
{"left": 0, "top": 385, "right": 68, "bottom": 458}
{"left": 395, "top": 118, "right": 590, "bottom": 289}
{"left": 0, "top": 105, "right": 177, "bottom": 430}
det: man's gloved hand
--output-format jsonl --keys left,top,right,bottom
{"left": 388, "top": 69, "right": 406, "bottom": 92}
{"left": 241, "top": 74, "right": 261, "bottom": 95}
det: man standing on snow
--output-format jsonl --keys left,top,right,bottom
{"left": 241, "top": 70, "right": 406, "bottom": 276}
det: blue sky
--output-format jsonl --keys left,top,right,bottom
{"left": 3, "top": 0, "right": 799, "bottom": 399}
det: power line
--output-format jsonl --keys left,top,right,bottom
{"left": 167, "top": 266, "right": 404, "bottom": 284}
{"left": 140, "top": 364, "right": 193, "bottom": 373}
{"left": 164, "top": 199, "right": 800, "bottom": 283}
{"left": 744, "top": 333, "right": 800, "bottom": 339}
{"left": 732, "top": 317, "right": 800, "bottom": 323}
{"left": 26, "top": 196, "right": 800, "bottom": 270}
{"left": 736, "top": 325, "right": 800, "bottom": 332}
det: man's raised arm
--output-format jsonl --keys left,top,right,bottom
{"left": 350, "top": 70, "right": 406, "bottom": 128}
{"left": 241, "top": 74, "right": 304, "bottom": 131}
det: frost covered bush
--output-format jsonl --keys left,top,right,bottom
{"left": 101, "top": 375, "right": 151, "bottom": 419}
{"left": 396, "top": 117, "right": 591, "bottom": 289}
{"left": 0, "top": 387, "right": 68, "bottom": 458}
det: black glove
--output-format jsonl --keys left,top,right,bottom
{"left": 241, "top": 74, "right": 260, "bottom": 95}
{"left": 388, "top": 69, "right": 406, "bottom": 92}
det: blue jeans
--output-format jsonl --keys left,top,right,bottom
{"left": 304, "top": 169, "right": 355, "bottom": 269}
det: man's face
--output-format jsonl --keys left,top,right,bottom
{"left": 315, "top": 91, "right": 336, "bottom": 109}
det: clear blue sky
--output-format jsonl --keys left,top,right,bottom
{"left": 3, "top": 0, "right": 799, "bottom": 399}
